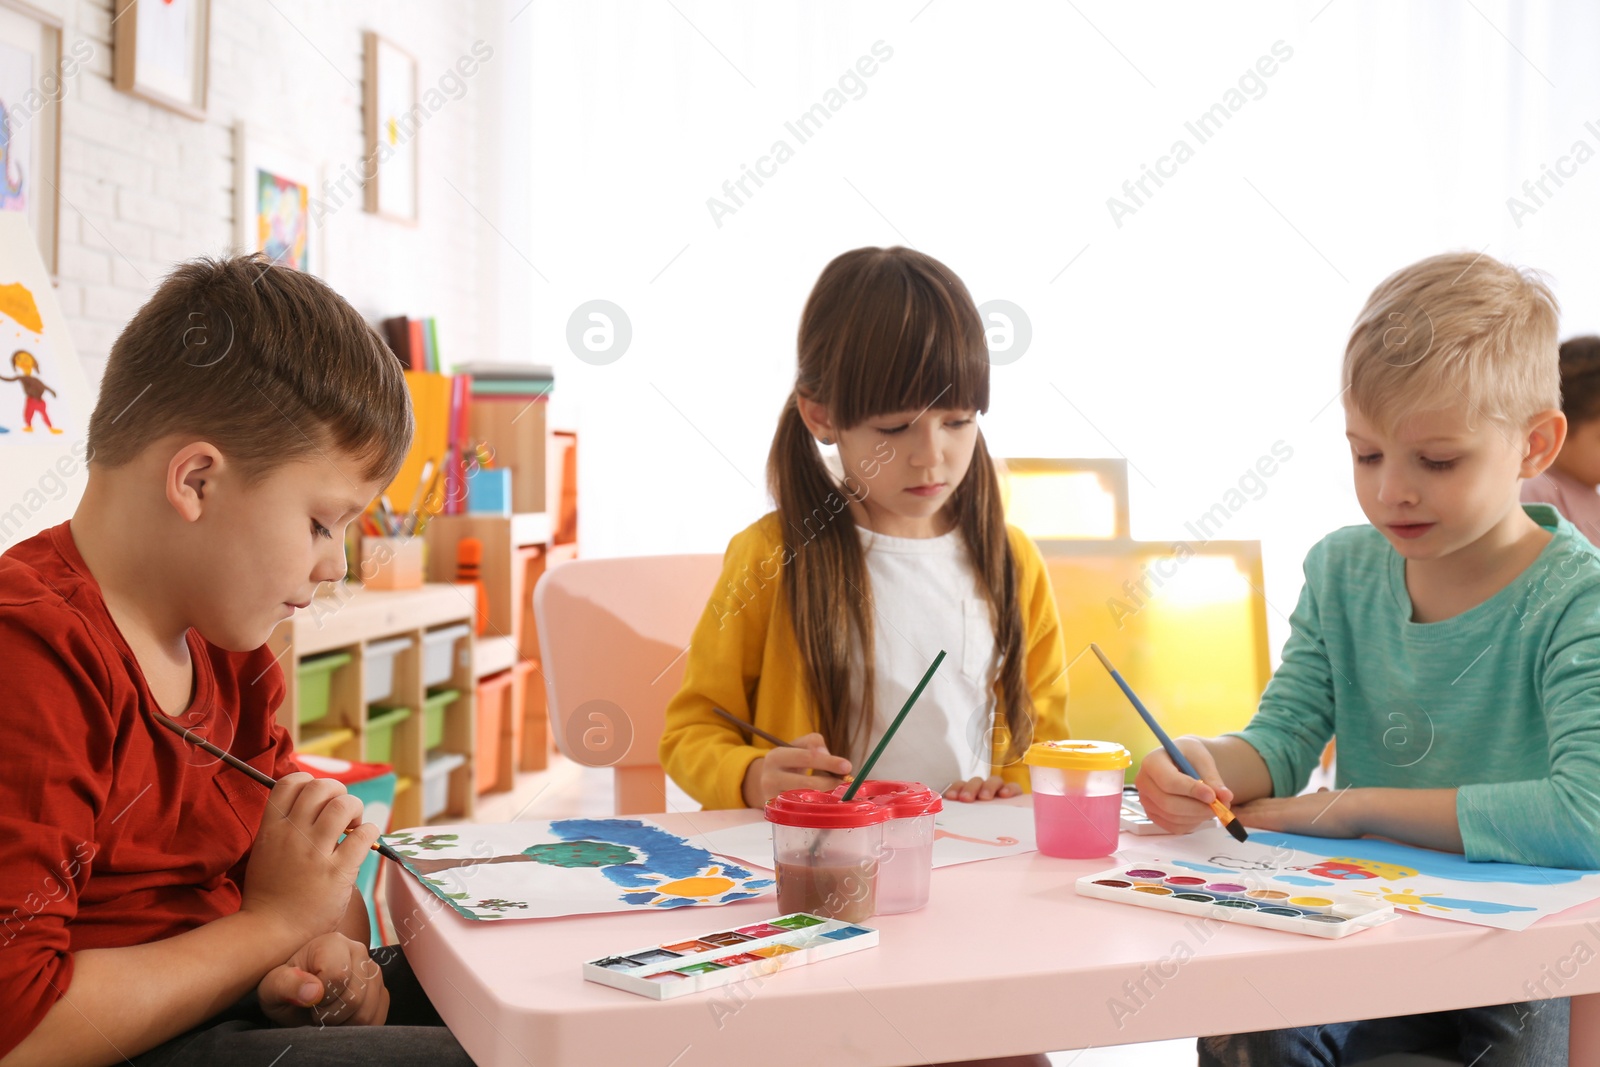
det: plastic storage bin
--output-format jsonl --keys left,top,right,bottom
{"left": 475, "top": 670, "right": 515, "bottom": 794}
{"left": 296, "top": 651, "right": 352, "bottom": 725}
{"left": 364, "top": 704, "right": 412, "bottom": 765}
{"left": 363, "top": 637, "right": 412, "bottom": 704}
{"left": 422, "top": 751, "right": 467, "bottom": 820}
{"left": 423, "top": 687, "right": 459, "bottom": 752}
{"left": 421, "top": 624, "right": 471, "bottom": 688}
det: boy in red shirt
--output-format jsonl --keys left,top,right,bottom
{"left": 0, "top": 256, "right": 471, "bottom": 1066}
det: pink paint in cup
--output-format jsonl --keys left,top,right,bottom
{"left": 1023, "top": 740, "right": 1132, "bottom": 859}
{"left": 829, "top": 779, "right": 942, "bottom": 914}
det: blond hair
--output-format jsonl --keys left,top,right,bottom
{"left": 1344, "top": 251, "right": 1560, "bottom": 431}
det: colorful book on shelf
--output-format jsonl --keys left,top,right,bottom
{"left": 383, "top": 371, "right": 451, "bottom": 523}
{"left": 452, "top": 361, "right": 555, "bottom": 380}
{"left": 407, "top": 319, "right": 427, "bottom": 373}
{"left": 424, "top": 317, "right": 441, "bottom": 374}
{"left": 379, "top": 316, "right": 410, "bottom": 368}
{"left": 447, "top": 372, "right": 476, "bottom": 516}
{"left": 467, "top": 379, "right": 553, "bottom": 398}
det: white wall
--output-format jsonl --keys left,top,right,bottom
{"left": 57, "top": 0, "right": 538, "bottom": 373}
{"left": 527, "top": 0, "right": 1600, "bottom": 657}
{"left": 9, "top": 0, "right": 535, "bottom": 545}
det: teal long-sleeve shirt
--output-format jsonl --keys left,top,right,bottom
{"left": 1233, "top": 504, "right": 1600, "bottom": 869}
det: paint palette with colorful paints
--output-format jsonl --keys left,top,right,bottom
{"left": 1076, "top": 864, "right": 1400, "bottom": 938}
{"left": 583, "top": 913, "right": 879, "bottom": 999}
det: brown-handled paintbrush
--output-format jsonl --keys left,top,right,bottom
{"left": 711, "top": 706, "right": 798, "bottom": 749}
{"left": 154, "top": 714, "right": 410, "bottom": 864}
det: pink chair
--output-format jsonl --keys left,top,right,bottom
{"left": 533, "top": 554, "right": 723, "bottom": 814}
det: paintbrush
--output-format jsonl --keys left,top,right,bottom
{"left": 840, "top": 650, "right": 946, "bottom": 801}
{"left": 711, "top": 706, "right": 796, "bottom": 750}
{"left": 1089, "top": 643, "right": 1249, "bottom": 843}
{"left": 154, "top": 714, "right": 410, "bottom": 864}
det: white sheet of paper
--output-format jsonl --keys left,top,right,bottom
{"left": 384, "top": 817, "right": 776, "bottom": 921}
{"left": 1120, "top": 826, "right": 1600, "bottom": 931}
{"left": 691, "top": 800, "right": 1038, "bottom": 871}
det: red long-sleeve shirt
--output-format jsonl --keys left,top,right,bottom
{"left": 0, "top": 522, "right": 296, "bottom": 1058}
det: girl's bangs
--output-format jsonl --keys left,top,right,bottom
{"left": 829, "top": 264, "right": 989, "bottom": 428}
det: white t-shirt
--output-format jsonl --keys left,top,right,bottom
{"left": 845, "top": 525, "right": 998, "bottom": 792}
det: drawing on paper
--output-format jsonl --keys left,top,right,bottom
{"left": 386, "top": 818, "right": 776, "bottom": 922}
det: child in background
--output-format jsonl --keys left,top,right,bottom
{"left": 660, "top": 246, "right": 1070, "bottom": 814}
{"left": 1136, "top": 252, "right": 1590, "bottom": 1065}
{"left": 1523, "top": 334, "right": 1600, "bottom": 543}
{"left": 0, "top": 257, "right": 471, "bottom": 1066}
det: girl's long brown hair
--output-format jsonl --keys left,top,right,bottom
{"left": 766, "top": 247, "right": 1032, "bottom": 768}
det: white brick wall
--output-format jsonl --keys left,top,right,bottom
{"left": 46, "top": 0, "right": 530, "bottom": 389}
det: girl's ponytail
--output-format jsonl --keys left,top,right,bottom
{"left": 767, "top": 391, "right": 874, "bottom": 761}
{"left": 949, "top": 431, "right": 1033, "bottom": 766}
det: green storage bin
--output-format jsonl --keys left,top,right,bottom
{"left": 423, "top": 687, "right": 459, "bottom": 751}
{"left": 296, "top": 651, "right": 352, "bottom": 725}
{"left": 365, "top": 704, "right": 412, "bottom": 765}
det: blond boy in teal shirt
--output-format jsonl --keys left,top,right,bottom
{"left": 1138, "top": 251, "right": 1586, "bottom": 1065}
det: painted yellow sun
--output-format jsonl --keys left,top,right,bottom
{"left": 1351, "top": 884, "right": 1452, "bottom": 913}
{"left": 633, "top": 865, "right": 745, "bottom": 905}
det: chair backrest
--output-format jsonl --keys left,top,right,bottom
{"left": 533, "top": 554, "right": 723, "bottom": 813}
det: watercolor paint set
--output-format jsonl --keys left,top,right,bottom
{"left": 1119, "top": 788, "right": 1170, "bottom": 836}
{"left": 583, "top": 913, "right": 879, "bottom": 999}
{"left": 1076, "top": 863, "right": 1399, "bottom": 938}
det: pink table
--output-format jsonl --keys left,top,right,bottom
{"left": 384, "top": 801, "right": 1600, "bottom": 1065}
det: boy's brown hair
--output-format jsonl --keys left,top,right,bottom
{"left": 87, "top": 255, "right": 412, "bottom": 484}
{"left": 1343, "top": 251, "right": 1560, "bottom": 432}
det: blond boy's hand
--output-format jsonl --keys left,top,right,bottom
{"left": 1133, "top": 736, "right": 1236, "bottom": 834}
{"left": 942, "top": 775, "right": 1023, "bottom": 802}
{"left": 258, "top": 932, "right": 389, "bottom": 1027}
{"left": 241, "top": 772, "right": 378, "bottom": 946}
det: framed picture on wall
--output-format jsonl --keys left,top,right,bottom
{"left": 112, "top": 0, "right": 210, "bottom": 119}
{"left": 234, "top": 124, "right": 323, "bottom": 276}
{"left": 0, "top": 0, "right": 63, "bottom": 275}
{"left": 363, "top": 31, "right": 418, "bottom": 224}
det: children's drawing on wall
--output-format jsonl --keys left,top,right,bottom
{"left": 0, "top": 280, "right": 70, "bottom": 437}
{"left": 384, "top": 818, "right": 776, "bottom": 922}
{"left": 1134, "top": 825, "right": 1600, "bottom": 931}
{"left": 0, "top": 93, "right": 24, "bottom": 212}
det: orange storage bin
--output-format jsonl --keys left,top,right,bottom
{"left": 513, "top": 659, "right": 547, "bottom": 772}
{"left": 475, "top": 669, "right": 515, "bottom": 794}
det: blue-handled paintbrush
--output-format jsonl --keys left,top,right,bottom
{"left": 1090, "top": 643, "right": 1248, "bottom": 842}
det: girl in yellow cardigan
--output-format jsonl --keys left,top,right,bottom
{"left": 660, "top": 246, "right": 1069, "bottom": 810}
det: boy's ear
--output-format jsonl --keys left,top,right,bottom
{"left": 166, "top": 442, "right": 225, "bottom": 522}
{"left": 1521, "top": 408, "right": 1568, "bottom": 479}
{"left": 794, "top": 393, "right": 836, "bottom": 444}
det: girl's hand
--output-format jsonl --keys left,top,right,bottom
{"left": 741, "top": 733, "right": 852, "bottom": 807}
{"left": 1132, "top": 737, "right": 1235, "bottom": 834}
{"left": 942, "top": 775, "right": 1021, "bottom": 802}
{"left": 258, "top": 932, "right": 389, "bottom": 1027}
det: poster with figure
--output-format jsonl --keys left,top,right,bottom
{"left": 0, "top": 213, "right": 91, "bottom": 550}
{"left": 1125, "top": 825, "right": 1600, "bottom": 931}
{"left": 384, "top": 818, "right": 776, "bottom": 922}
